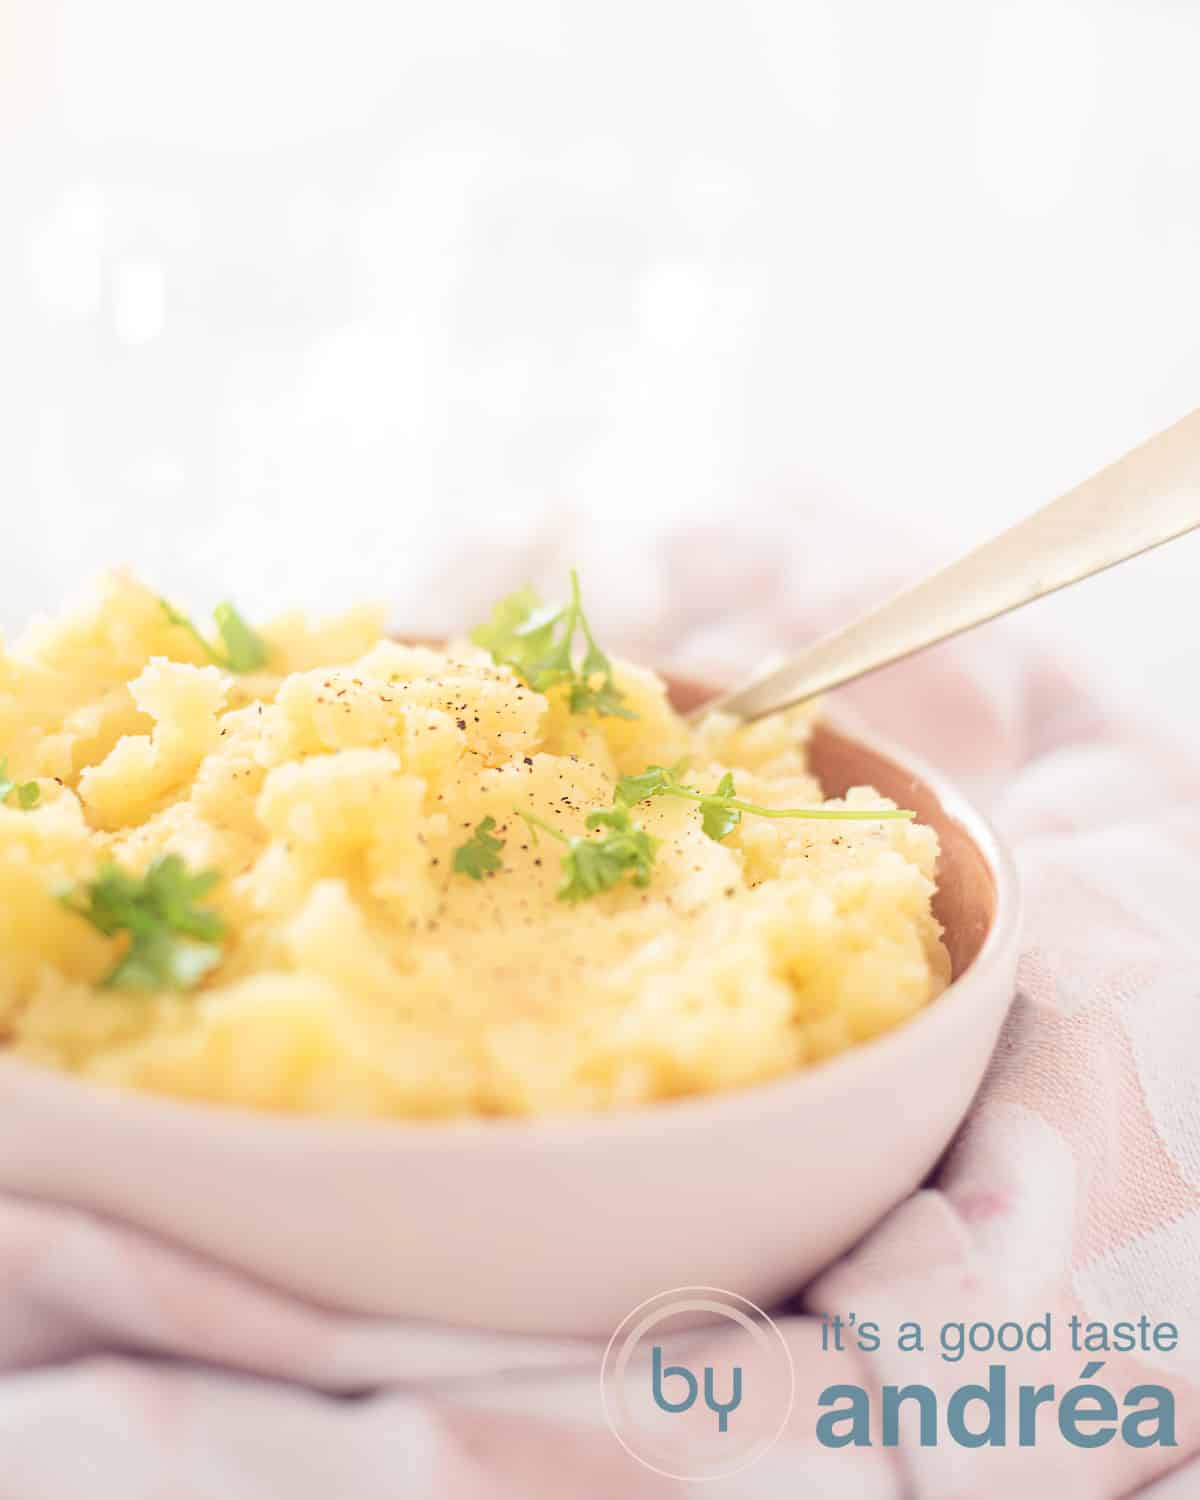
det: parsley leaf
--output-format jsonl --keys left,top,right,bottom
{"left": 471, "top": 588, "right": 570, "bottom": 694}
{"left": 453, "top": 816, "right": 506, "bottom": 880}
{"left": 161, "top": 598, "right": 268, "bottom": 674}
{"left": 212, "top": 602, "right": 269, "bottom": 673}
{"left": 0, "top": 759, "right": 40, "bottom": 810}
{"left": 471, "top": 571, "right": 634, "bottom": 719}
{"left": 61, "top": 854, "right": 226, "bottom": 991}
{"left": 614, "top": 761, "right": 687, "bottom": 808}
{"left": 700, "top": 771, "right": 741, "bottom": 842}
{"left": 569, "top": 806, "right": 657, "bottom": 898}
{"left": 518, "top": 804, "right": 658, "bottom": 902}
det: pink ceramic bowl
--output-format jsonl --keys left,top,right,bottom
{"left": 0, "top": 683, "right": 1020, "bottom": 1336}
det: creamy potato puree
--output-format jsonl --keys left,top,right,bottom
{"left": 0, "top": 573, "right": 949, "bottom": 1117}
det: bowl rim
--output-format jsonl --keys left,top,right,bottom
{"left": 0, "top": 713, "right": 1021, "bottom": 1150}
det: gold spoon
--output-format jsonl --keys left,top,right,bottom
{"left": 698, "top": 406, "right": 1200, "bottom": 722}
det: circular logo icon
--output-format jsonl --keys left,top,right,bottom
{"left": 601, "top": 1286, "right": 795, "bottom": 1482}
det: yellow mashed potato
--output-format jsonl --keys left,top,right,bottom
{"left": 0, "top": 573, "right": 949, "bottom": 1117}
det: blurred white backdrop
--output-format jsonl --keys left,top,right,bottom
{"left": 2, "top": 0, "right": 1198, "bottom": 739}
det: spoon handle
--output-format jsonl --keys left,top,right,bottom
{"left": 701, "top": 406, "right": 1200, "bottom": 722}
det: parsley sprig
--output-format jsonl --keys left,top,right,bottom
{"left": 614, "top": 764, "right": 915, "bottom": 841}
{"left": 61, "top": 854, "right": 226, "bottom": 991}
{"left": 0, "top": 759, "right": 40, "bottom": 810}
{"left": 452, "top": 765, "right": 914, "bottom": 902}
{"left": 518, "top": 804, "right": 657, "bottom": 902}
{"left": 453, "top": 817, "right": 506, "bottom": 880}
{"left": 470, "top": 571, "right": 633, "bottom": 719}
{"left": 161, "top": 598, "right": 269, "bottom": 674}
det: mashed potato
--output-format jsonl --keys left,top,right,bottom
{"left": 0, "top": 573, "right": 949, "bottom": 1117}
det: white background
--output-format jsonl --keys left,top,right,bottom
{"left": 3, "top": 1, "right": 1197, "bottom": 742}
